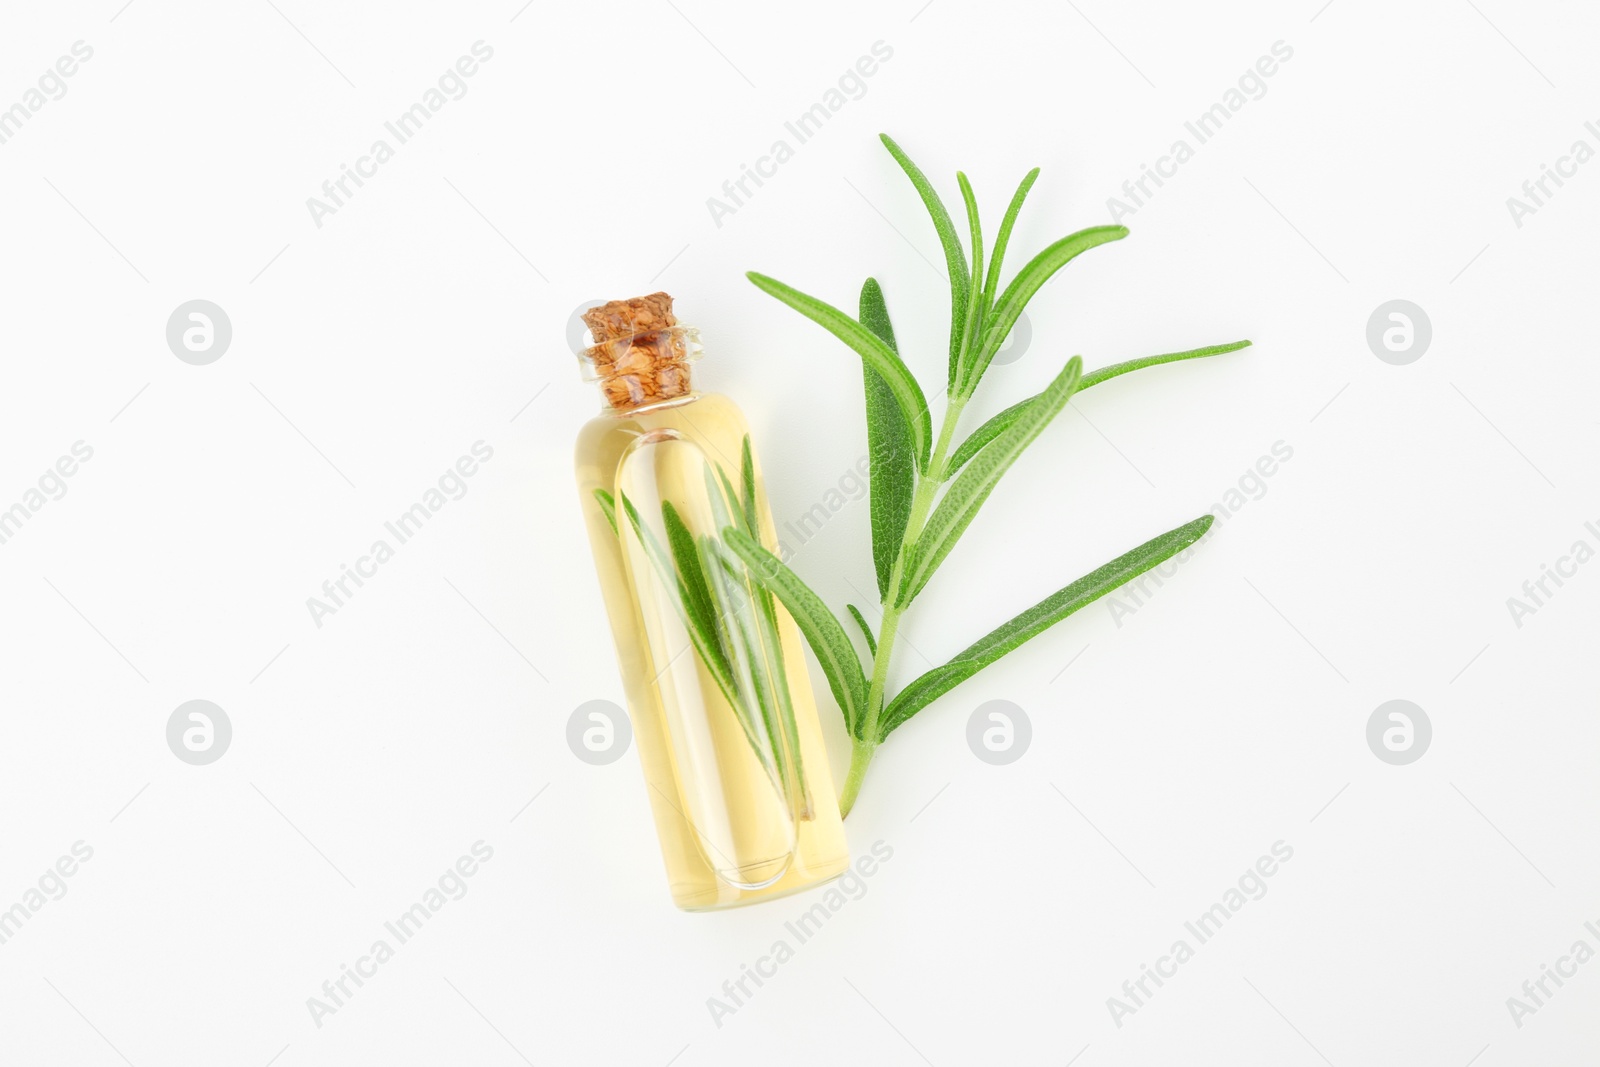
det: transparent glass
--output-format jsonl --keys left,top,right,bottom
{"left": 576, "top": 391, "right": 849, "bottom": 910}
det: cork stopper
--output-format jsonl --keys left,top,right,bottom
{"left": 579, "top": 292, "right": 699, "bottom": 410}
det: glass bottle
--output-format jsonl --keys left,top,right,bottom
{"left": 572, "top": 293, "right": 849, "bottom": 910}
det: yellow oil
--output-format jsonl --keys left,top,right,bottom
{"left": 576, "top": 391, "right": 849, "bottom": 910}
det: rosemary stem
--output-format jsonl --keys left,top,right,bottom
{"left": 839, "top": 738, "right": 874, "bottom": 817}
{"left": 842, "top": 394, "right": 968, "bottom": 817}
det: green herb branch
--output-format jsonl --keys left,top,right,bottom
{"left": 732, "top": 133, "right": 1252, "bottom": 817}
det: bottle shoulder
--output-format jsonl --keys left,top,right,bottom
{"left": 578, "top": 393, "right": 746, "bottom": 438}
{"left": 575, "top": 393, "right": 752, "bottom": 475}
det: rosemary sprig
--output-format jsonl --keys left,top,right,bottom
{"left": 734, "top": 133, "right": 1253, "bottom": 817}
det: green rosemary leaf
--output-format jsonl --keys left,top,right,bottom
{"left": 1079, "top": 339, "right": 1254, "bottom": 391}
{"left": 858, "top": 278, "right": 915, "bottom": 601}
{"left": 707, "top": 455, "right": 784, "bottom": 711}
{"left": 739, "top": 435, "right": 760, "bottom": 536}
{"left": 879, "top": 514, "right": 1215, "bottom": 738}
{"left": 698, "top": 460, "right": 791, "bottom": 767}
{"left": 880, "top": 133, "right": 969, "bottom": 391}
{"left": 714, "top": 466, "right": 748, "bottom": 534}
{"left": 701, "top": 466, "right": 736, "bottom": 542}
{"left": 899, "top": 356, "right": 1084, "bottom": 607}
{"left": 593, "top": 488, "right": 618, "bottom": 535}
{"left": 700, "top": 536, "right": 784, "bottom": 771}
{"left": 944, "top": 339, "right": 1255, "bottom": 480}
{"left": 983, "top": 167, "right": 1040, "bottom": 308}
{"left": 662, "top": 501, "right": 723, "bottom": 671}
{"left": 962, "top": 225, "right": 1127, "bottom": 397}
{"left": 708, "top": 546, "right": 771, "bottom": 710}
{"left": 722, "top": 525, "right": 869, "bottom": 738}
{"left": 944, "top": 394, "right": 1035, "bottom": 480}
{"left": 620, "top": 494, "right": 739, "bottom": 708}
{"left": 620, "top": 494, "right": 666, "bottom": 570}
{"left": 711, "top": 533, "right": 812, "bottom": 817}
{"left": 846, "top": 603, "right": 878, "bottom": 657}
{"left": 953, "top": 171, "right": 986, "bottom": 394}
{"left": 747, "top": 271, "right": 932, "bottom": 471}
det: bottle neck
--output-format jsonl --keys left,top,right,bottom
{"left": 579, "top": 325, "right": 702, "bottom": 413}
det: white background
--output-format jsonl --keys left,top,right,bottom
{"left": 1, "top": 0, "right": 1596, "bottom": 1064}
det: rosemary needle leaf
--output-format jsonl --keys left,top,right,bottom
{"left": 944, "top": 339, "right": 1254, "bottom": 479}
{"left": 739, "top": 435, "right": 760, "bottom": 536}
{"left": 964, "top": 225, "right": 1127, "bottom": 396}
{"left": 879, "top": 514, "right": 1216, "bottom": 738}
{"left": 621, "top": 493, "right": 738, "bottom": 705}
{"left": 593, "top": 488, "right": 618, "bottom": 535}
{"left": 846, "top": 603, "right": 878, "bottom": 658}
{"left": 747, "top": 271, "right": 933, "bottom": 471}
{"left": 954, "top": 171, "right": 986, "bottom": 394}
{"left": 944, "top": 393, "right": 1036, "bottom": 481}
{"left": 662, "top": 501, "right": 723, "bottom": 670}
{"left": 984, "top": 167, "right": 1040, "bottom": 308}
{"left": 723, "top": 525, "right": 869, "bottom": 739}
{"left": 858, "top": 278, "right": 915, "bottom": 601}
{"left": 880, "top": 133, "right": 970, "bottom": 390}
{"left": 1078, "top": 339, "right": 1253, "bottom": 391}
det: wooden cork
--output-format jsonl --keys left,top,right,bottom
{"left": 582, "top": 292, "right": 693, "bottom": 409}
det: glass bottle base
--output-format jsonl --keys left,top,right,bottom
{"left": 672, "top": 847, "right": 851, "bottom": 912}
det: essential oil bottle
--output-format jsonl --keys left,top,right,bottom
{"left": 572, "top": 292, "right": 849, "bottom": 910}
